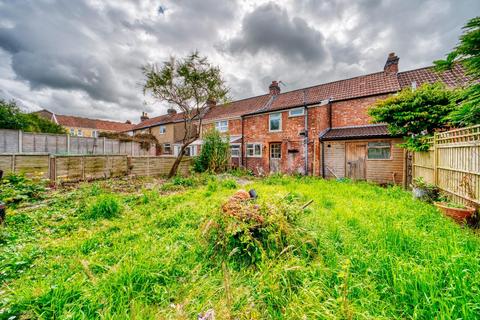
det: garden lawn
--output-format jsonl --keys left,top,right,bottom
{"left": 1, "top": 175, "right": 480, "bottom": 319}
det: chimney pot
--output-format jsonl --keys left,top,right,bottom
{"left": 140, "top": 112, "right": 149, "bottom": 122}
{"left": 125, "top": 120, "right": 132, "bottom": 124}
{"left": 384, "top": 52, "right": 399, "bottom": 74}
{"left": 269, "top": 80, "right": 281, "bottom": 95}
{"left": 167, "top": 108, "right": 177, "bottom": 115}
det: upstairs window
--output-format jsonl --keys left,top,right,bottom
{"left": 269, "top": 113, "right": 282, "bottom": 132}
{"left": 92, "top": 130, "right": 98, "bottom": 138}
{"left": 367, "top": 142, "right": 391, "bottom": 159}
{"left": 70, "top": 128, "right": 75, "bottom": 136}
{"left": 246, "top": 143, "right": 262, "bottom": 157}
{"left": 215, "top": 120, "right": 228, "bottom": 132}
{"left": 77, "top": 129, "right": 83, "bottom": 137}
{"left": 289, "top": 107, "right": 305, "bottom": 117}
{"left": 159, "top": 125, "right": 166, "bottom": 134}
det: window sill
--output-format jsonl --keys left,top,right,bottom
{"left": 269, "top": 130, "right": 282, "bottom": 133}
{"left": 246, "top": 155, "right": 262, "bottom": 158}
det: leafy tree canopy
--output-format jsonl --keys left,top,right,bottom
{"left": 368, "top": 83, "right": 458, "bottom": 151}
{"left": 143, "top": 51, "right": 229, "bottom": 177}
{"left": 434, "top": 16, "right": 480, "bottom": 126}
{"left": 0, "top": 99, "right": 65, "bottom": 134}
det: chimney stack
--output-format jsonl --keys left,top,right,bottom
{"left": 384, "top": 52, "right": 399, "bottom": 74}
{"left": 125, "top": 120, "right": 132, "bottom": 124}
{"left": 269, "top": 80, "right": 281, "bottom": 96}
{"left": 140, "top": 112, "right": 149, "bottom": 122}
{"left": 167, "top": 108, "right": 177, "bottom": 115}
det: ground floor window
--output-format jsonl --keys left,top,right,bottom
{"left": 230, "top": 144, "right": 240, "bottom": 157}
{"left": 367, "top": 141, "right": 391, "bottom": 159}
{"left": 246, "top": 143, "right": 262, "bottom": 157}
{"left": 163, "top": 143, "right": 172, "bottom": 154}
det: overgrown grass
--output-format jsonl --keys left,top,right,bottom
{"left": 1, "top": 175, "right": 480, "bottom": 319}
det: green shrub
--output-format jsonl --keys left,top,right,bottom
{"left": 221, "top": 178, "right": 238, "bottom": 189}
{"left": 0, "top": 173, "right": 47, "bottom": 206}
{"left": 193, "top": 129, "right": 230, "bottom": 173}
{"left": 84, "top": 195, "right": 122, "bottom": 220}
{"left": 203, "top": 193, "right": 316, "bottom": 268}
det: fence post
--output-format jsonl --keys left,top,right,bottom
{"left": 67, "top": 134, "right": 70, "bottom": 154}
{"left": 49, "top": 155, "right": 56, "bottom": 182}
{"left": 433, "top": 132, "right": 438, "bottom": 185}
{"left": 18, "top": 130, "right": 23, "bottom": 154}
{"left": 103, "top": 137, "right": 106, "bottom": 154}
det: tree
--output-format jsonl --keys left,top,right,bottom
{"left": 0, "top": 99, "right": 65, "bottom": 134}
{"left": 193, "top": 129, "right": 230, "bottom": 173}
{"left": 434, "top": 16, "right": 480, "bottom": 126}
{"left": 368, "top": 83, "right": 458, "bottom": 151}
{"left": 143, "top": 52, "right": 229, "bottom": 177}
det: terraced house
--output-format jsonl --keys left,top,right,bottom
{"left": 200, "top": 52, "right": 470, "bottom": 185}
{"left": 33, "top": 109, "right": 134, "bottom": 137}
{"left": 130, "top": 109, "right": 200, "bottom": 156}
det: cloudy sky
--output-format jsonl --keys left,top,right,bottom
{"left": 0, "top": 0, "right": 478, "bottom": 123}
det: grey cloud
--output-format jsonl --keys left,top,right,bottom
{"left": 227, "top": 3, "right": 327, "bottom": 64}
{"left": 0, "top": 0, "right": 478, "bottom": 121}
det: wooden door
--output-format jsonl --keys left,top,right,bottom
{"left": 269, "top": 143, "right": 282, "bottom": 173}
{"left": 346, "top": 143, "right": 366, "bottom": 180}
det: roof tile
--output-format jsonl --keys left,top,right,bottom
{"left": 320, "top": 124, "right": 391, "bottom": 140}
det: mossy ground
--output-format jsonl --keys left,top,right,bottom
{"left": 1, "top": 175, "right": 479, "bottom": 319}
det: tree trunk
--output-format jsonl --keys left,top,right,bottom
{"left": 168, "top": 143, "right": 189, "bottom": 178}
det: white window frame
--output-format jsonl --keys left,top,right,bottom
{"left": 92, "top": 130, "right": 98, "bottom": 138}
{"left": 215, "top": 120, "right": 228, "bottom": 133}
{"left": 367, "top": 141, "right": 392, "bottom": 160}
{"left": 70, "top": 128, "right": 75, "bottom": 136}
{"left": 159, "top": 125, "right": 166, "bottom": 134}
{"left": 77, "top": 129, "right": 83, "bottom": 137}
{"left": 230, "top": 144, "right": 240, "bottom": 158}
{"left": 246, "top": 143, "right": 262, "bottom": 158}
{"left": 288, "top": 107, "right": 305, "bottom": 117}
{"left": 269, "top": 112, "right": 282, "bottom": 132}
{"left": 163, "top": 143, "right": 172, "bottom": 154}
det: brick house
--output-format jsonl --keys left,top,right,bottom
{"left": 201, "top": 53, "right": 470, "bottom": 185}
{"left": 33, "top": 109, "right": 134, "bottom": 137}
{"left": 130, "top": 109, "right": 203, "bottom": 156}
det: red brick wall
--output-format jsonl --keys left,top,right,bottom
{"left": 201, "top": 118, "right": 242, "bottom": 136}
{"left": 331, "top": 94, "right": 389, "bottom": 127}
{"left": 202, "top": 93, "right": 393, "bottom": 176}
{"left": 243, "top": 108, "right": 330, "bottom": 175}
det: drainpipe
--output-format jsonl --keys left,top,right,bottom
{"left": 241, "top": 115, "right": 245, "bottom": 168}
{"left": 321, "top": 98, "right": 333, "bottom": 178}
{"left": 303, "top": 90, "right": 308, "bottom": 175}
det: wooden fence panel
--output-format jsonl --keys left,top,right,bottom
{"left": 0, "top": 155, "right": 13, "bottom": 175}
{"left": 413, "top": 125, "right": 480, "bottom": 206}
{"left": 0, "top": 153, "right": 190, "bottom": 181}
{"left": 13, "top": 155, "right": 50, "bottom": 178}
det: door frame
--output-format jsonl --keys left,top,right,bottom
{"left": 345, "top": 142, "right": 367, "bottom": 180}
{"left": 269, "top": 142, "right": 282, "bottom": 173}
